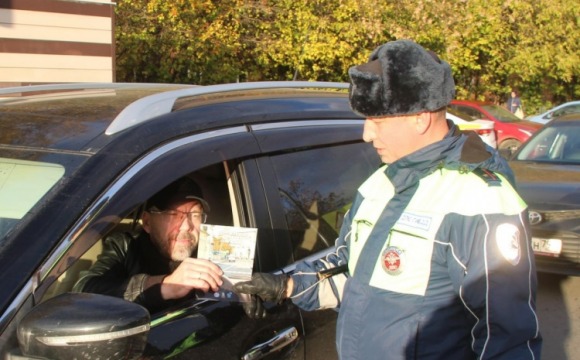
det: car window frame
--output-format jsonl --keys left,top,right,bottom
{"left": 450, "top": 104, "right": 486, "bottom": 121}
{"left": 554, "top": 104, "right": 580, "bottom": 118}
{"left": 248, "top": 119, "right": 375, "bottom": 266}
{"left": 15, "top": 126, "right": 311, "bottom": 359}
{"left": 29, "top": 127, "right": 259, "bottom": 302}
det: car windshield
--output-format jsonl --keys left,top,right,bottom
{"left": 481, "top": 104, "right": 522, "bottom": 123}
{"left": 0, "top": 151, "right": 87, "bottom": 240}
{"left": 515, "top": 122, "right": 580, "bottom": 164}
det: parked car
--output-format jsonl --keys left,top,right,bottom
{"left": 509, "top": 113, "right": 580, "bottom": 276}
{"left": 449, "top": 100, "right": 542, "bottom": 153}
{"left": 526, "top": 100, "right": 580, "bottom": 125}
{"left": 0, "top": 82, "right": 382, "bottom": 359}
{"left": 446, "top": 107, "right": 497, "bottom": 149}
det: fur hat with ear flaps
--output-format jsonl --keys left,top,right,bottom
{"left": 348, "top": 39, "right": 455, "bottom": 117}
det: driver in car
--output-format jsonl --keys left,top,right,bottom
{"left": 73, "top": 177, "right": 223, "bottom": 312}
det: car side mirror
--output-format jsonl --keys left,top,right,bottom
{"left": 17, "top": 292, "right": 150, "bottom": 360}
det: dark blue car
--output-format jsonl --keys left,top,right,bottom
{"left": 509, "top": 113, "right": 580, "bottom": 276}
{"left": 0, "top": 82, "right": 381, "bottom": 359}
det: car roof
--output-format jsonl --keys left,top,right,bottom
{"left": 0, "top": 83, "right": 191, "bottom": 153}
{"left": 0, "top": 82, "right": 354, "bottom": 154}
{"left": 539, "top": 101, "right": 580, "bottom": 115}
{"left": 553, "top": 100, "right": 580, "bottom": 108}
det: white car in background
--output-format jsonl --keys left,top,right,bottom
{"left": 526, "top": 101, "right": 580, "bottom": 125}
{"left": 446, "top": 108, "right": 497, "bottom": 149}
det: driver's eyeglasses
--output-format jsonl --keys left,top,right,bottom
{"left": 148, "top": 209, "right": 208, "bottom": 224}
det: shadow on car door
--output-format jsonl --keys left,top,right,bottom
{"left": 145, "top": 298, "right": 304, "bottom": 359}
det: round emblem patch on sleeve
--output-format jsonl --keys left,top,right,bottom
{"left": 495, "top": 223, "right": 521, "bottom": 265}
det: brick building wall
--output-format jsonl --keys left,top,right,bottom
{"left": 0, "top": 0, "right": 115, "bottom": 87}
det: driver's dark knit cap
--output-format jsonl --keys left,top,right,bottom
{"left": 147, "top": 177, "right": 210, "bottom": 212}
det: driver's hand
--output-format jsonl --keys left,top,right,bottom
{"left": 161, "top": 258, "right": 223, "bottom": 300}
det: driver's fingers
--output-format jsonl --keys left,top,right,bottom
{"left": 181, "top": 258, "right": 223, "bottom": 291}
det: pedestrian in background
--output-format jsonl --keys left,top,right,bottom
{"left": 235, "top": 39, "right": 542, "bottom": 359}
{"left": 507, "top": 89, "right": 525, "bottom": 119}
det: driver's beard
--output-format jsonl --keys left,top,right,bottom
{"left": 169, "top": 232, "right": 197, "bottom": 261}
{"left": 171, "top": 244, "right": 193, "bottom": 261}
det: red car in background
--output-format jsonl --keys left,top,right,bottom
{"left": 449, "top": 100, "right": 542, "bottom": 153}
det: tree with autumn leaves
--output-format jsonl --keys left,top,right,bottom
{"left": 115, "top": 0, "right": 579, "bottom": 114}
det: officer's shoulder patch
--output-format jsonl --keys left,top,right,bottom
{"left": 472, "top": 168, "right": 502, "bottom": 187}
{"left": 495, "top": 223, "right": 521, "bottom": 265}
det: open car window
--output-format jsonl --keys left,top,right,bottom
{"left": 40, "top": 162, "right": 235, "bottom": 304}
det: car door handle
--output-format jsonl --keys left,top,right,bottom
{"left": 241, "top": 326, "right": 299, "bottom": 360}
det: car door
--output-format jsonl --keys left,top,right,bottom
{"left": 9, "top": 126, "right": 303, "bottom": 360}
{"left": 130, "top": 119, "right": 380, "bottom": 359}
{"left": 247, "top": 119, "right": 381, "bottom": 357}
{"left": 8, "top": 118, "right": 378, "bottom": 360}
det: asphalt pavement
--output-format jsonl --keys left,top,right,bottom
{"left": 537, "top": 272, "right": 580, "bottom": 360}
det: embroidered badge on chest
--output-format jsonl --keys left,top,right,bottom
{"left": 495, "top": 223, "right": 521, "bottom": 265}
{"left": 381, "top": 246, "right": 405, "bottom": 275}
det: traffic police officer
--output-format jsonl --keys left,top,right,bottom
{"left": 235, "top": 39, "right": 542, "bottom": 359}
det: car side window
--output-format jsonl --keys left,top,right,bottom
{"left": 40, "top": 162, "right": 235, "bottom": 304}
{"left": 453, "top": 105, "right": 485, "bottom": 120}
{"left": 555, "top": 104, "right": 580, "bottom": 117}
{"left": 269, "top": 142, "right": 380, "bottom": 261}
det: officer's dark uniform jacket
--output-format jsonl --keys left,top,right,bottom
{"left": 73, "top": 231, "right": 187, "bottom": 312}
{"left": 290, "top": 123, "right": 542, "bottom": 359}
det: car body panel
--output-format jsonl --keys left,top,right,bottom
{"left": 449, "top": 99, "right": 542, "bottom": 152}
{"left": 446, "top": 109, "right": 497, "bottom": 149}
{"left": 0, "top": 84, "right": 192, "bottom": 151}
{"left": 510, "top": 114, "right": 580, "bottom": 276}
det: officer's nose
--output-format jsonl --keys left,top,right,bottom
{"left": 363, "top": 119, "right": 376, "bottom": 143}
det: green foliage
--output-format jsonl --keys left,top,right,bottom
{"left": 115, "top": 0, "right": 580, "bottom": 115}
{"left": 116, "top": 0, "right": 245, "bottom": 84}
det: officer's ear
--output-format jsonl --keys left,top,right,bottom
{"left": 415, "top": 112, "right": 431, "bottom": 135}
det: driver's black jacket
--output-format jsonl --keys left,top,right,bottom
{"left": 73, "top": 231, "right": 185, "bottom": 312}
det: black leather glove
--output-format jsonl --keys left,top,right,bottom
{"left": 234, "top": 273, "right": 289, "bottom": 319}
{"left": 240, "top": 294, "right": 267, "bottom": 319}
